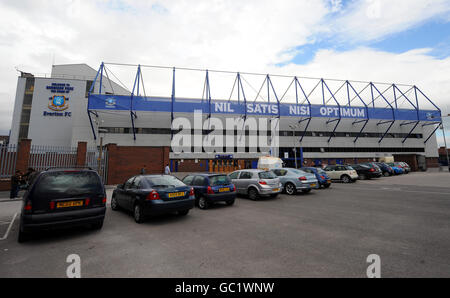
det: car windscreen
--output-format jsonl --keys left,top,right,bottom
{"left": 210, "top": 175, "right": 231, "bottom": 186}
{"left": 345, "top": 166, "right": 354, "bottom": 170}
{"left": 144, "top": 176, "right": 185, "bottom": 188}
{"left": 34, "top": 171, "right": 103, "bottom": 198}
{"left": 258, "top": 171, "right": 277, "bottom": 179}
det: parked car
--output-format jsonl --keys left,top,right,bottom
{"left": 271, "top": 168, "right": 319, "bottom": 195}
{"left": 323, "top": 165, "right": 359, "bottom": 183}
{"left": 228, "top": 169, "right": 282, "bottom": 200}
{"left": 374, "top": 162, "right": 394, "bottom": 177}
{"left": 350, "top": 164, "right": 382, "bottom": 180}
{"left": 301, "top": 167, "right": 332, "bottom": 188}
{"left": 18, "top": 167, "right": 107, "bottom": 242}
{"left": 182, "top": 173, "right": 236, "bottom": 209}
{"left": 111, "top": 175, "right": 195, "bottom": 223}
{"left": 398, "top": 162, "right": 411, "bottom": 173}
{"left": 387, "top": 163, "right": 405, "bottom": 175}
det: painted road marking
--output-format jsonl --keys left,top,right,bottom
{"left": 0, "top": 213, "right": 18, "bottom": 241}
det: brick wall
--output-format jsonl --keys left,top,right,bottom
{"left": 175, "top": 159, "right": 209, "bottom": 173}
{"left": 0, "top": 179, "right": 10, "bottom": 191}
{"left": 106, "top": 144, "right": 170, "bottom": 185}
{"left": 393, "top": 154, "right": 418, "bottom": 171}
{"left": 426, "top": 157, "right": 439, "bottom": 168}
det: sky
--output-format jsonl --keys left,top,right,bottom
{"left": 0, "top": 0, "right": 449, "bottom": 146}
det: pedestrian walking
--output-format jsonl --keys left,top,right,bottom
{"left": 164, "top": 164, "right": 171, "bottom": 175}
{"left": 140, "top": 165, "right": 147, "bottom": 175}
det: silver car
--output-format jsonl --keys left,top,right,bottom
{"left": 228, "top": 169, "right": 282, "bottom": 200}
{"left": 271, "top": 168, "right": 319, "bottom": 195}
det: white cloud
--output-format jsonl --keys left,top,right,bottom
{"left": 0, "top": 0, "right": 449, "bottom": 142}
{"left": 331, "top": 0, "right": 450, "bottom": 43}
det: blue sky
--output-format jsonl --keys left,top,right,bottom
{"left": 291, "top": 17, "right": 450, "bottom": 65}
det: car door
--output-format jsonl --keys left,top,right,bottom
{"left": 117, "top": 177, "right": 135, "bottom": 208}
{"left": 126, "top": 176, "right": 143, "bottom": 211}
{"left": 335, "top": 166, "right": 346, "bottom": 178}
{"left": 228, "top": 171, "right": 241, "bottom": 192}
{"left": 324, "top": 166, "right": 336, "bottom": 180}
{"left": 237, "top": 171, "right": 252, "bottom": 194}
{"left": 121, "top": 177, "right": 137, "bottom": 211}
{"left": 192, "top": 176, "right": 207, "bottom": 198}
{"left": 272, "top": 169, "right": 288, "bottom": 187}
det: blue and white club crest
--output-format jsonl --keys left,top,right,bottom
{"left": 105, "top": 97, "right": 117, "bottom": 107}
{"left": 48, "top": 95, "right": 69, "bottom": 111}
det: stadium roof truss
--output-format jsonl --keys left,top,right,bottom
{"left": 87, "top": 62, "right": 442, "bottom": 145}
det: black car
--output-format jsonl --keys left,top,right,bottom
{"left": 18, "top": 168, "right": 107, "bottom": 242}
{"left": 111, "top": 175, "right": 195, "bottom": 223}
{"left": 182, "top": 173, "right": 236, "bottom": 209}
{"left": 350, "top": 164, "right": 382, "bottom": 180}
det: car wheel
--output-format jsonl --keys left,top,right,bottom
{"left": 323, "top": 184, "right": 331, "bottom": 189}
{"left": 341, "top": 175, "right": 351, "bottom": 183}
{"left": 111, "top": 195, "right": 119, "bottom": 211}
{"left": 134, "top": 204, "right": 145, "bottom": 224}
{"left": 248, "top": 188, "right": 259, "bottom": 201}
{"left": 91, "top": 221, "right": 104, "bottom": 230}
{"left": 198, "top": 196, "right": 209, "bottom": 210}
{"left": 177, "top": 209, "right": 190, "bottom": 216}
{"left": 284, "top": 183, "right": 296, "bottom": 195}
{"left": 225, "top": 199, "right": 235, "bottom": 206}
{"left": 302, "top": 189, "right": 311, "bottom": 194}
{"left": 383, "top": 172, "right": 390, "bottom": 177}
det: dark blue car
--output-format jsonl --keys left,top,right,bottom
{"left": 182, "top": 174, "right": 236, "bottom": 209}
{"left": 300, "top": 167, "right": 332, "bottom": 188}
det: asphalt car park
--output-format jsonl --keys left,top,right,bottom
{"left": 0, "top": 172, "right": 450, "bottom": 278}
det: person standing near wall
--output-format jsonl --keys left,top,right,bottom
{"left": 23, "top": 168, "right": 37, "bottom": 185}
{"left": 10, "top": 170, "right": 22, "bottom": 199}
{"left": 140, "top": 165, "right": 147, "bottom": 175}
{"left": 165, "top": 164, "right": 171, "bottom": 175}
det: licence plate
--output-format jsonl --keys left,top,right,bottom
{"left": 273, "top": 188, "right": 280, "bottom": 192}
{"left": 310, "top": 184, "right": 317, "bottom": 188}
{"left": 219, "top": 188, "right": 230, "bottom": 193}
{"left": 168, "top": 192, "right": 185, "bottom": 198}
{"left": 56, "top": 201, "right": 84, "bottom": 208}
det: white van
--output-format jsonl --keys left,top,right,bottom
{"left": 257, "top": 156, "right": 284, "bottom": 171}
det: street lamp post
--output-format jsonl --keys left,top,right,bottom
{"left": 289, "top": 124, "right": 300, "bottom": 169}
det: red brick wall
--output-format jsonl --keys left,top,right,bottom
{"left": 393, "top": 154, "right": 418, "bottom": 171}
{"left": 426, "top": 157, "right": 439, "bottom": 168}
{"left": 175, "top": 159, "right": 208, "bottom": 172}
{"left": 76, "top": 142, "right": 87, "bottom": 166}
{"left": 106, "top": 144, "right": 170, "bottom": 185}
{"left": 0, "top": 179, "right": 10, "bottom": 192}
{"left": 16, "top": 139, "right": 31, "bottom": 173}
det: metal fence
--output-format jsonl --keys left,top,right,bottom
{"left": 0, "top": 144, "right": 17, "bottom": 178}
{"left": 28, "top": 145, "right": 78, "bottom": 172}
{"left": 86, "top": 146, "right": 108, "bottom": 184}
